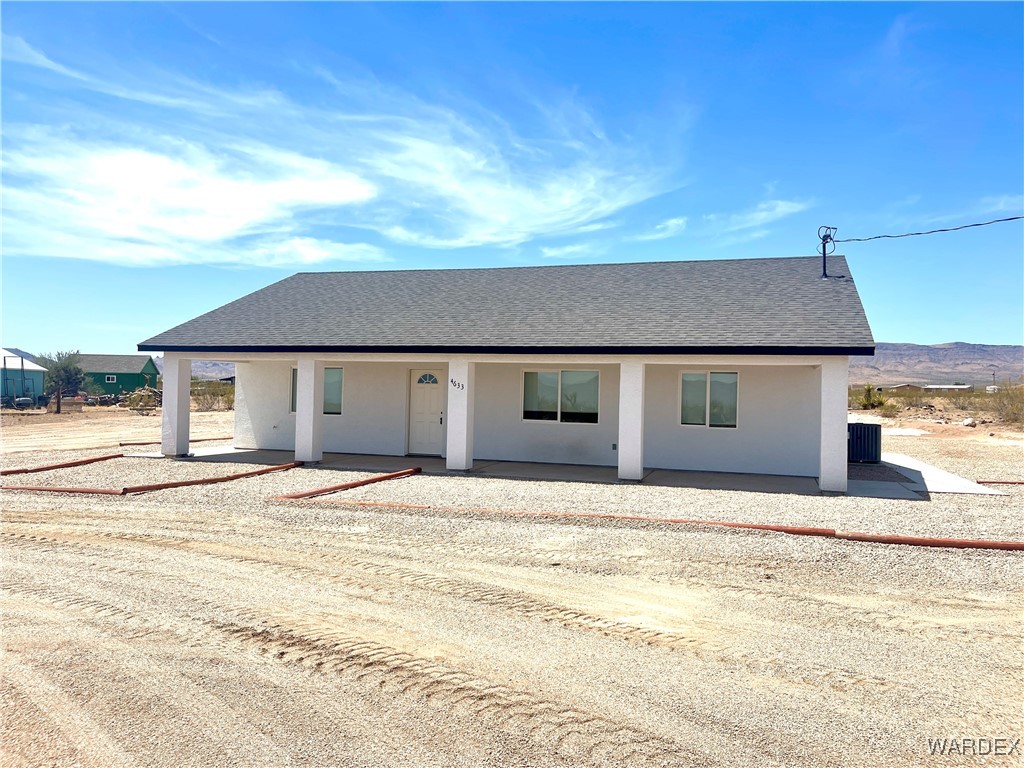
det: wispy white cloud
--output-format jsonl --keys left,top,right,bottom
{"left": 629, "top": 216, "right": 687, "bottom": 242}
{"left": 2, "top": 37, "right": 681, "bottom": 267}
{"left": 539, "top": 243, "right": 595, "bottom": 259}
{"left": 569, "top": 220, "right": 620, "bottom": 234}
{"left": 976, "top": 195, "right": 1024, "bottom": 215}
{"left": 705, "top": 199, "right": 812, "bottom": 233}
{"left": 2, "top": 127, "right": 384, "bottom": 267}
{"left": 3, "top": 35, "right": 88, "bottom": 81}
{"left": 911, "top": 194, "right": 1024, "bottom": 227}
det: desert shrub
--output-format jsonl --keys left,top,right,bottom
{"left": 885, "top": 391, "right": 929, "bottom": 408}
{"left": 192, "top": 381, "right": 234, "bottom": 412}
{"left": 948, "top": 392, "right": 979, "bottom": 411}
{"left": 990, "top": 387, "right": 1024, "bottom": 425}
{"left": 878, "top": 401, "right": 900, "bottom": 418}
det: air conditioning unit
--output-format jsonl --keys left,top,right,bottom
{"left": 848, "top": 423, "right": 882, "bottom": 463}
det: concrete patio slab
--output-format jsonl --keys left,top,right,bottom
{"left": 846, "top": 480, "right": 923, "bottom": 500}
{"left": 129, "top": 447, "right": 994, "bottom": 500}
{"left": 882, "top": 453, "right": 1004, "bottom": 496}
{"left": 320, "top": 452, "right": 448, "bottom": 474}
{"left": 471, "top": 461, "right": 620, "bottom": 484}
{"left": 643, "top": 468, "right": 820, "bottom": 495}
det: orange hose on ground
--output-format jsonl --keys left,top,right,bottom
{"left": 295, "top": 497, "right": 1024, "bottom": 552}
{"left": 0, "top": 453, "right": 124, "bottom": 476}
{"left": 275, "top": 467, "right": 422, "bottom": 500}
{"left": 0, "top": 485, "right": 125, "bottom": 495}
{"left": 122, "top": 461, "right": 302, "bottom": 494}
{"left": 834, "top": 531, "right": 1024, "bottom": 551}
{"left": 976, "top": 480, "right": 1024, "bottom": 485}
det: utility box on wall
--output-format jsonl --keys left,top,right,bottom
{"left": 848, "top": 423, "right": 882, "bottom": 464}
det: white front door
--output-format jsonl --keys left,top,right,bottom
{"left": 408, "top": 369, "right": 444, "bottom": 455}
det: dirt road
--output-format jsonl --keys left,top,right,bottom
{"left": 3, "top": 486, "right": 1021, "bottom": 766}
{"left": 0, "top": 409, "right": 232, "bottom": 453}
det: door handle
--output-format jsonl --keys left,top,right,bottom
{"left": 440, "top": 416, "right": 444, "bottom": 425}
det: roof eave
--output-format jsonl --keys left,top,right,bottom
{"left": 138, "top": 343, "right": 875, "bottom": 356}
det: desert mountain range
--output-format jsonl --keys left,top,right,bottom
{"left": 849, "top": 342, "right": 1022, "bottom": 387}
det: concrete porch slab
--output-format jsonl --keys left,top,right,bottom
{"left": 320, "top": 452, "right": 448, "bottom": 474}
{"left": 643, "top": 468, "right": 820, "bottom": 495}
{"left": 129, "top": 448, "right": 995, "bottom": 499}
{"left": 846, "top": 480, "right": 923, "bottom": 500}
{"left": 471, "top": 461, "right": 620, "bottom": 484}
{"left": 882, "top": 453, "right": 1004, "bottom": 496}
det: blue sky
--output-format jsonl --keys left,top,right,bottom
{"left": 2, "top": 2, "right": 1022, "bottom": 354}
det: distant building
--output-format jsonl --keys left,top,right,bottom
{"left": 79, "top": 354, "right": 160, "bottom": 395}
{"left": 922, "top": 384, "right": 974, "bottom": 393}
{"left": 986, "top": 385, "right": 1000, "bottom": 394}
{"left": 886, "top": 384, "right": 923, "bottom": 392}
{"left": 1, "top": 349, "right": 46, "bottom": 403}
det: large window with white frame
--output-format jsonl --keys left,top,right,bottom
{"left": 290, "top": 367, "right": 344, "bottom": 415}
{"left": 523, "top": 370, "right": 599, "bottom": 424}
{"left": 681, "top": 371, "right": 738, "bottom": 428}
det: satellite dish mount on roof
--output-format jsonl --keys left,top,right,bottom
{"left": 817, "top": 226, "right": 837, "bottom": 279}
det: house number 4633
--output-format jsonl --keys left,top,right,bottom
{"left": 450, "top": 378, "right": 465, "bottom": 390}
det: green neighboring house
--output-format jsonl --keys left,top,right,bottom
{"left": 80, "top": 354, "right": 160, "bottom": 396}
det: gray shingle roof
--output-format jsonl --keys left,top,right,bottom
{"left": 79, "top": 354, "right": 155, "bottom": 374}
{"left": 138, "top": 256, "right": 874, "bottom": 354}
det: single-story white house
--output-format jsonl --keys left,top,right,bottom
{"left": 139, "top": 256, "right": 874, "bottom": 493}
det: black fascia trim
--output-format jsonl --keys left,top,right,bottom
{"left": 138, "top": 343, "right": 875, "bottom": 356}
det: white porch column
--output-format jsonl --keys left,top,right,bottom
{"left": 295, "top": 359, "right": 325, "bottom": 463}
{"left": 161, "top": 355, "right": 191, "bottom": 457}
{"left": 617, "top": 361, "right": 646, "bottom": 481}
{"left": 446, "top": 359, "right": 475, "bottom": 471}
{"left": 819, "top": 357, "right": 849, "bottom": 493}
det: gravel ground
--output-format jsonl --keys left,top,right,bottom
{"left": 343, "top": 430, "right": 1013, "bottom": 542}
{"left": 2, "top": 431, "right": 1022, "bottom": 767}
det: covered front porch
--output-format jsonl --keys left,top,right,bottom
{"left": 159, "top": 351, "right": 850, "bottom": 492}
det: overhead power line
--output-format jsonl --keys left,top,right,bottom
{"left": 815, "top": 215, "right": 1023, "bottom": 279}
{"left": 833, "top": 215, "right": 1023, "bottom": 243}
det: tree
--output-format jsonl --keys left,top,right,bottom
{"left": 36, "top": 351, "right": 86, "bottom": 414}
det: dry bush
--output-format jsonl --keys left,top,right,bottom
{"left": 192, "top": 381, "right": 235, "bottom": 412}
{"left": 878, "top": 401, "right": 900, "bottom": 418}
{"left": 886, "top": 391, "right": 930, "bottom": 409}
{"left": 989, "top": 387, "right": 1024, "bottom": 425}
{"left": 948, "top": 393, "right": 979, "bottom": 411}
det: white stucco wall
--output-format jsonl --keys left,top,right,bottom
{"left": 234, "top": 357, "right": 827, "bottom": 478}
{"left": 643, "top": 364, "right": 821, "bottom": 476}
{"left": 473, "top": 363, "right": 621, "bottom": 466}
{"left": 235, "top": 361, "right": 295, "bottom": 451}
{"left": 235, "top": 360, "right": 444, "bottom": 455}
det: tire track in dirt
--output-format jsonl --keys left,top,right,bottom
{"left": 2, "top": 571, "right": 701, "bottom": 766}
{"left": 2, "top": 589, "right": 295, "bottom": 765}
{"left": 1, "top": 528, "right": 900, "bottom": 692}
{"left": 216, "top": 611, "right": 694, "bottom": 767}
{"left": 659, "top": 572, "right": 1013, "bottom": 642}
{"left": 2, "top": 656, "right": 135, "bottom": 768}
